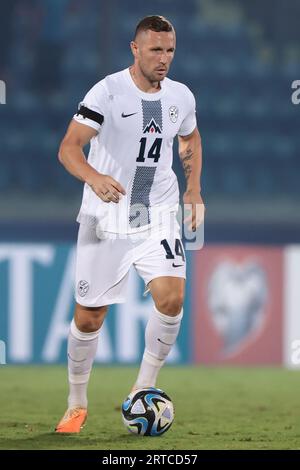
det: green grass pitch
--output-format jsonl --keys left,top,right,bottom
{"left": 0, "top": 365, "right": 299, "bottom": 450}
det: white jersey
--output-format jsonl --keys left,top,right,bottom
{"left": 73, "top": 67, "right": 197, "bottom": 234}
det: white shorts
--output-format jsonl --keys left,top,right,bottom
{"left": 75, "top": 221, "right": 186, "bottom": 307}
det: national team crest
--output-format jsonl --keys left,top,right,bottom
{"left": 78, "top": 280, "right": 89, "bottom": 297}
{"left": 169, "top": 105, "right": 178, "bottom": 123}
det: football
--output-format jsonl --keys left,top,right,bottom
{"left": 121, "top": 387, "right": 174, "bottom": 436}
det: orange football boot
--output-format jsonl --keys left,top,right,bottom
{"left": 55, "top": 407, "right": 87, "bottom": 433}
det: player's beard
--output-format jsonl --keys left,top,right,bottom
{"left": 140, "top": 64, "right": 168, "bottom": 85}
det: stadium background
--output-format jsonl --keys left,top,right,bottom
{"left": 0, "top": 0, "right": 300, "bottom": 370}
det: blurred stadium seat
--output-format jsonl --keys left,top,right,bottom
{"left": 0, "top": 0, "right": 299, "bottom": 226}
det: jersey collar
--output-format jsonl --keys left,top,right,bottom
{"left": 124, "top": 67, "right": 166, "bottom": 100}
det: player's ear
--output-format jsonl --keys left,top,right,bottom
{"left": 130, "top": 40, "right": 138, "bottom": 58}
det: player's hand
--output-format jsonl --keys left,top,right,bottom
{"left": 183, "top": 189, "right": 205, "bottom": 231}
{"left": 89, "top": 174, "right": 126, "bottom": 203}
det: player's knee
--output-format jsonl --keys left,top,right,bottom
{"left": 155, "top": 292, "right": 184, "bottom": 316}
{"left": 75, "top": 305, "right": 108, "bottom": 332}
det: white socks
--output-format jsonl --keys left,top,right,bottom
{"left": 67, "top": 306, "right": 182, "bottom": 407}
{"left": 67, "top": 319, "right": 100, "bottom": 409}
{"left": 135, "top": 305, "right": 183, "bottom": 389}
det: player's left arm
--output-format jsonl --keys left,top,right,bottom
{"left": 178, "top": 127, "right": 205, "bottom": 231}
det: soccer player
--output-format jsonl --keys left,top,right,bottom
{"left": 55, "top": 15, "right": 204, "bottom": 433}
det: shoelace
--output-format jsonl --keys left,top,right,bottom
{"left": 63, "top": 408, "right": 83, "bottom": 421}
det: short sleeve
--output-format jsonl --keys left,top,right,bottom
{"left": 73, "top": 82, "right": 108, "bottom": 132}
{"left": 177, "top": 89, "right": 197, "bottom": 137}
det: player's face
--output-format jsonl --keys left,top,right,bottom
{"left": 133, "top": 30, "right": 176, "bottom": 82}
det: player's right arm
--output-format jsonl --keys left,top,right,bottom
{"left": 58, "top": 120, "right": 126, "bottom": 203}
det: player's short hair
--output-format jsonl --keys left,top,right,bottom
{"left": 134, "top": 15, "right": 174, "bottom": 39}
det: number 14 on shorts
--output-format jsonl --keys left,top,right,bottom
{"left": 161, "top": 239, "right": 185, "bottom": 267}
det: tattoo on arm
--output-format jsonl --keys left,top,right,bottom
{"left": 180, "top": 148, "right": 193, "bottom": 182}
